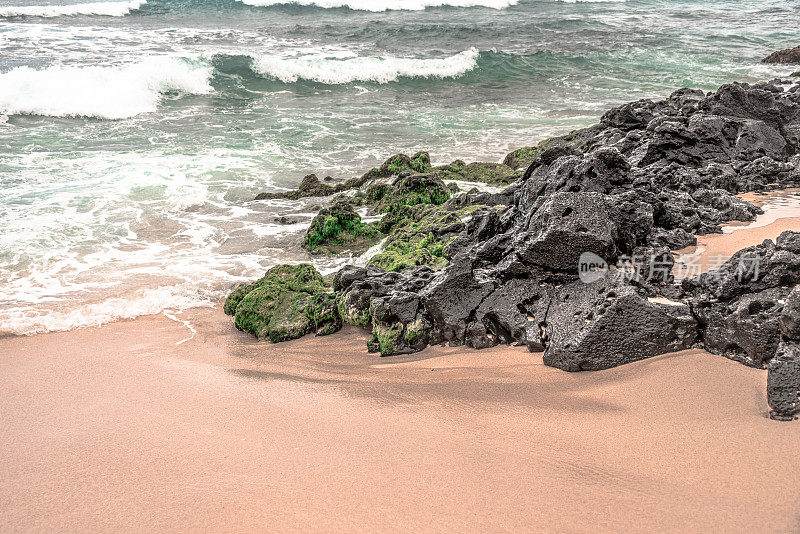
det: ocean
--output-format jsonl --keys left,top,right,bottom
{"left": 0, "top": 0, "right": 797, "bottom": 335}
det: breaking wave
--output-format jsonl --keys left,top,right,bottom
{"left": 250, "top": 48, "right": 480, "bottom": 84}
{"left": 0, "top": 0, "right": 146, "bottom": 18}
{"left": 0, "top": 57, "right": 212, "bottom": 119}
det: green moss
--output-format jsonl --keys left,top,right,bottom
{"left": 371, "top": 322, "right": 404, "bottom": 355}
{"left": 432, "top": 161, "right": 518, "bottom": 185}
{"left": 336, "top": 296, "right": 371, "bottom": 327}
{"left": 377, "top": 188, "right": 450, "bottom": 215}
{"left": 224, "top": 263, "right": 326, "bottom": 316}
{"left": 302, "top": 202, "right": 381, "bottom": 253}
{"left": 403, "top": 317, "right": 428, "bottom": 347}
{"left": 368, "top": 204, "right": 484, "bottom": 272}
{"left": 306, "top": 292, "right": 341, "bottom": 336}
{"left": 375, "top": 174, "right": 451, "bottom": 215}
{"left": 502, "top": 139, "right": 558, "bottom": 170}
{"left": 357, "top": 152, "right": 433, "bottom": 184}
{"left": 225, "top": 264, "right": 340, "bottom": 342}
{"left": 409, "top": 151, "right": 432, "bottom": 173}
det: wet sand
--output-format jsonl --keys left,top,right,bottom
{"left": 2, "top": 193, "right": 800, "bottom": 533}
{"left": 675, "top": 188, "right": 800, "bottom": 275}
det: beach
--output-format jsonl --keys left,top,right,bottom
{"left": 2, "top": 198, "right": 799, "bottom": 533}
{"left": 3, "top": 1, "right": 800, "bottom": 530}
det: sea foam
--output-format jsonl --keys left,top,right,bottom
{"left": 251, "top": 48, "right": 480, "bottom": 84}
{"left": 238, "top": 0, "right": 517, "bottom": 11}
{"left": 0, "top": 57, "right": 212, "bottom": 119}
{"left": 0, "top": 0, "right": 146, "bottom": 17}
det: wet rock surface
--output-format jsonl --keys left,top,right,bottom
{"left": 302, "top": 200, "right": 380, "bottom": 254}
{"left": 763, "top": 46, "right": 800, "bottom": 65}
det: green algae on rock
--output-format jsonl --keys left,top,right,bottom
{"left": 433, "top": 160, "right": 519, "bottom": 185}
{"left": 375, "top": 173, "right": 451, "bottom": 214}
{"left": 360, "top": 151, "right": 432, "bottom": 181}
{"left": 302, "top": 200, "right": 381, "bottom": 254}
{"left": 368, "top": 203, "right": 483, "bottom": 272}
{"left": 224, "top": 264, "right": 340, "bottom": 342}
{"left": 502, "top": 130, "right": 597, "bottom": 170}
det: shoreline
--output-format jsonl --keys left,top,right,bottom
{"left": 6, "top": 185, "right": 798, "bottom": 344}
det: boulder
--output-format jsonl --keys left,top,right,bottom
{"left": 767, "top": 341, "right": 800, "bottom": 420}
{"left": 254, "top": 173, "right": 336, "bottom": 201}
{"left": 694, "top": 287, "right": 789, "bottom": 368}
{"left": 376, "top": 173, "right": 451, "bottom": 214}
{"left": 360, "top": 152, "right": 432, "bottom": 182}
{"left": 514, "top": 192, "right": 622, "bottom": 271}
{"left": 780, "top": 286, "right": 800, "bottom": 340}
{"left": 224, "top": 264, "right": 340, "bottom": 342}
{"left": 302, "top": 200, "right": 380, "bottom": 253}
{"left": 542, "top": 277, "right": 699, "bottom": 371}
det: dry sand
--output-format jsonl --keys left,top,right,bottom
{"left": 1, "top": 192, "right": 800, "bottom": 533}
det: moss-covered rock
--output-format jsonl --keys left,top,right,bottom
{"left": 359, "top": 151, "right": 433, "bottom": 182}
{"left": 224, "top": 264, "right": 340, "bottom": 342}
{"left": 368, "top": 203, "right": 483, "bottom": 272}
{"left": 375, "top": 173, "right": 451, "bottom": 214}
{"left": 503, "top": 140, "right": 560, "bottom": 170}
{"left": 302, "top": 200, "right": 381, "bottom": 254}
{"left": 306, "top": 291, "right": 342, "bottom": 336}
{"left": 503, "top": 129, "right": 600, "bottom": 170}
{"left": 367, "top": 322, "right": 404, "bottom": 355}
{"left": 433, "top": 160, "right": 519, "bottom": 185}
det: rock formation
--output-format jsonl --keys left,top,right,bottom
{"left": 227, "top": 78, "right": 800, "bottom": 418}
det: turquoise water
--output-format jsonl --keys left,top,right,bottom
{"left": 0, "top": 0, "right": 797, "bottom": 334}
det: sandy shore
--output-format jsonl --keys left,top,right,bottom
{"left": 2, "top": 192, "right": 800, "bottom": 533}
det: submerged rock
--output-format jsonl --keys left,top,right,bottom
{"left": 762, "top": 46, "right": 800, "bottom": 65}
{"left": 255, "top": 173, "right": 336, "bottom": 201}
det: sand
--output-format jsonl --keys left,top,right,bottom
{"left": 1, "top": 192, "right": 800, "bottom": 533}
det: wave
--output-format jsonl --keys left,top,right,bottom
{"left": 236, "top": 0, "right": 517, "bottom": 10}
{"left": 250, "top": 48, "right": 480, "bottom": 84}
{"left": 0, "top": 57, "right": 212, "bottom": 119}
{"left": 0, "top": 0, "right": 146, "bottom": 18}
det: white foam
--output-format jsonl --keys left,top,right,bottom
{"left": 0, "top": 287, "right": 213, "bottom": 336}
{"left": 0, "top": 56, "right": 213, "bottom": 119}
{"left": 0, "top": 0, "right": 146, "bottom": 18}
{"left": 252, "top": 48, "right": 480, "bottom": 84}
{"left": 238, "top": 0, "right": 516, "bottom": 10}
